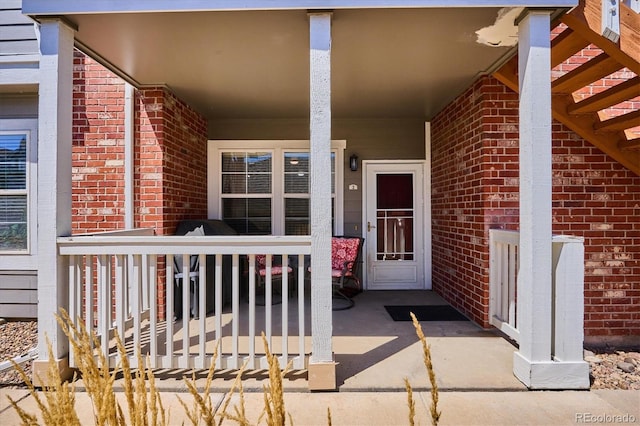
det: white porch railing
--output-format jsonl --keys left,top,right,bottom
{"left": 489, "top": 230, "right": 586, "bottom": 363}
{"left": 58, "top": 229, "right": 311, "bottom": 371}
{"left": 488, "top": 230, "right": 520, "bottom": 342}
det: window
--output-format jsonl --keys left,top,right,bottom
{"left": 0, "top": 132, "right": 29, "bottom": 251}
{"left": 209, "top": 140, "right": 345, "bottom": 236}
{"left": 221, "top": 151, "right": 272, "bottom": 234}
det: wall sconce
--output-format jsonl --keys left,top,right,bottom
{"left": 349, "top": 154, "right": 359, "bottom": 172}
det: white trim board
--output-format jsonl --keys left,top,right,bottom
{"left": 24, "top": 0, "right": 578, "bottom": 14}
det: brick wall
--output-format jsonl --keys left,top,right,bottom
{"left": 431, "top": 75, "right": 640, "bottom": 345}
{"left": 73, "top": 53, "right": 208, "bottom": 235}
{"left": 135, "top": 88, "right": 208, "bottom": 235}
{"left": 431, "top": 78, "right": 491, "bottom": 327}
{"left": 72, "top": 51, "right": 126, "bottom": 233}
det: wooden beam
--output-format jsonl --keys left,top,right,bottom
{"left": 553, "top": 93, "right": 640, "bottom": 175}
{"left": 551, "top": 28, "right": 590, "bottom": 68}
{"left": 620, "top": 2, "right": 640, "bottom": 64}
{"left": 562, "top": 12, "right": 640, "bottom": 73}
{"left": 493, "top": 56, "right": 519, "bottom": 93}
{"left": 568, "top": 76, "right": 640, "bottom": 114}
{"left": 594, "top": 110, "right": 640, "bottom": 132}
{"left": 619, "top": 137, "right": 640, "bottom": 150}
{"left": 552, "top": 53, "right": 622, "bottom": 94}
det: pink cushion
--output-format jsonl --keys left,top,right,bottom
{"left": 258, "top": 266, "right": 293, "bottom": 276}
{"left": 331, "top": 238, "right": 360, "bottom": 271}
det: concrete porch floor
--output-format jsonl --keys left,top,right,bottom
{"left": 110, "top": 290, "right": 525, "bottom": 392}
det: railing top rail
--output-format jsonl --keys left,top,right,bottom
{"left": 72, "top": 228, "right": 156, "bottom": 237}
{"left": 489, "top": 229, "right": 520, "bottom": 245}
{"left": 58, "top": 235, "right": 312, "bottom": 256}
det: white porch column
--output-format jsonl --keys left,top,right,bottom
{"left": 513, "top": 9, "right": 589, "bottom": 389}
{"left": 32, "top": 19, "right": 75, "bottom": 384}
{"left": 308, "top": 12, "right": 335, "bottom": 391}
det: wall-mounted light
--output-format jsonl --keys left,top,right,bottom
{"left": 349, "top": 154, "right": 359, "bottom": 172}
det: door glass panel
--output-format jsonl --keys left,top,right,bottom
{"left": 376, "top": 174, "right": 414, "bottom": 261}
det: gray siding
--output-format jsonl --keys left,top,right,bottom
{"left": 209, "top": 118, "right": 425, "bottom": 236}
{"left": 0, "top": 0, "right": 38, "bottom": 57}
{"left": 0, "top": 271, "right": 37, "bottom": 318}
{"left": 0, "top": 93, "right": 37, "bottom": 117}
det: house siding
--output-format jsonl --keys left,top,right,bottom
{"left": 0, "top": 0, "right": 39, "bottom": 317}
{"left": 209, "top": 117, "right": 425, "bottom": 236}
{"left": 431, "top": 75, "right": 640, "bottom": 345}
{"left": 0, "top": 0, "right": 38, "bottom": 57}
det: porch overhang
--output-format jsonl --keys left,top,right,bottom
{"left": 24, "top": 1, "right": 576, "bottom": 132}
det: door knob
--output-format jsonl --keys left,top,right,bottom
{"left": 367, "top": 222, "right": 376, "bottom": 232}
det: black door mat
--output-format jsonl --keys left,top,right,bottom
{"left": 384, "top": 305, "right": 468, "bottom": 321}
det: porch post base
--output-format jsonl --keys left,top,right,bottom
{"left": 513, "top": 351, "right": 590, "bottom": 390}
{"left": 32, "top": 356, "right": 73, "bottom": 387}
{"left": 308, "top": 361, "right": 337, "bottom": 391}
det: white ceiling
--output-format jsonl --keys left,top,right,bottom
{"left": 66, "top": 8, "right": 521, "bottom": 120}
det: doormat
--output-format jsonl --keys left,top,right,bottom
{"left": 384, "top": 305, "right": 468, "bottom": 321}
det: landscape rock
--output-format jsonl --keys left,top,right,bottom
{"left": 617, "top": 362, "right": 636, "bottom": 373}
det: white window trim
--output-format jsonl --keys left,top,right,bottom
{"left": 208, "top": 140, "right": 346, "bottom": 236}
{"left": 0, "top": 118, "right": 38, "bottom": 269}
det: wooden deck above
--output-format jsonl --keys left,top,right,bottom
{"left": 494, "top": 0, "right": 640, "bottom": 176}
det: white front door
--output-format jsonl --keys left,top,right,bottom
{"left": 364, "top": 162, "right": 426, "bottom": 290}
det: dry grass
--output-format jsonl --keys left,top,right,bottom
{"left": 410, "top": 312, "right": 441, "bottom": 426}
{"left": 9, "top": 309, "right": 442, "bottom": 426}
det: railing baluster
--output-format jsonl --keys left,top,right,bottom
{"left": 115, "top": 254, "right": 126, "bottom": 345}
{"left": 197, "top": 253, "right": 206, "bottom": 369}
{"left": 68, "top": 255, "right": 79, "bottom": 368}
{"left": 214, "top": 253, "right": 222, "bottom": 367}
{"left": 165, "top": 255, "right": 175, "bottom": 369}
{"left": 508, "top": 244, "right": 517, "bottom": 329}
{"left": 296, "top": 254, "right": 305, "bottom": 369}
{"left": 265, "top": 254, "right": 272, "bottom": 350}
{"left": 98, "top": 255, "right": 110, "bottom": 363}
{"left": 132, "top": 254, "right": 142, "bottom": 368}
{"left": 248, "top": 254, "right": 256, "bottom": 369}
{"left": 85, "top": 255, "right": 94, "bottom": 347}
{"left": 500, "top": 243, "right": 509, "bottom": 322}
{"left": 231, "top": 254, "right": 240, "bottom": 369}
{"left": 181, "top": 252, "right": 190, "bottom": 369}
{"left": 281, "top": 254, "right": 289, "bottom": 366}
{"left": 149, "top": 254, "right": 158, "bottom": 368}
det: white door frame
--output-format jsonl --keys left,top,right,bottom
{"left": 361, "top": 159, "right": 431, "bottom": 290}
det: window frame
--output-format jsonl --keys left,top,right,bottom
{"left": 0, "top": 118, "right": 38, "bottom": 264}
{"left": 208, "top": 140, "right": 345, "bottom": 236}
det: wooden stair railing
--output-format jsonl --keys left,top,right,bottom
{"left": 494, "top": 0, "right": 640, "bottom": 176}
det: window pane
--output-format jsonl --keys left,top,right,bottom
{"left": 222, "top": 175, "right": 246, "bottom": 194}
{"left": 222, "top": 198, "right": 271, "bottom": 235}
{"left": 247, "top": 174, "right": 271, "bottom": 194}
{"left": 284, "top": 173, "right": 309, "bottom": 193}
{"left": 285, "top": 198, "right": 309, "bottom": 235}
{"left": 0, "top": 134, "right": 27, "bottom": 190}
{"left": 285, "top": 152, "right": 309, "bottom": 194}
{"left": 222, "top": 152, "right": 271, "bottom": 194}
{"left": 247, "top": 153, "right": 272, "bottom": 173}
{"left": 0, "top": 195, "right": 27, "bottom": 250}
{"left": 222, "top": 152, "right": 247, "bottom": 172}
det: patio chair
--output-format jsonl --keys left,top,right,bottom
{"left": 254, "top": 254, "right": 293, "bottom": 305}
{"left": 308, "top": 236, "right": 364, "bottom": 310}
{"left": 330, "top": 236, "right": 364, "bottom": 310}
{"left": 173, "top": 225, "right": 204, "bottom": 320}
